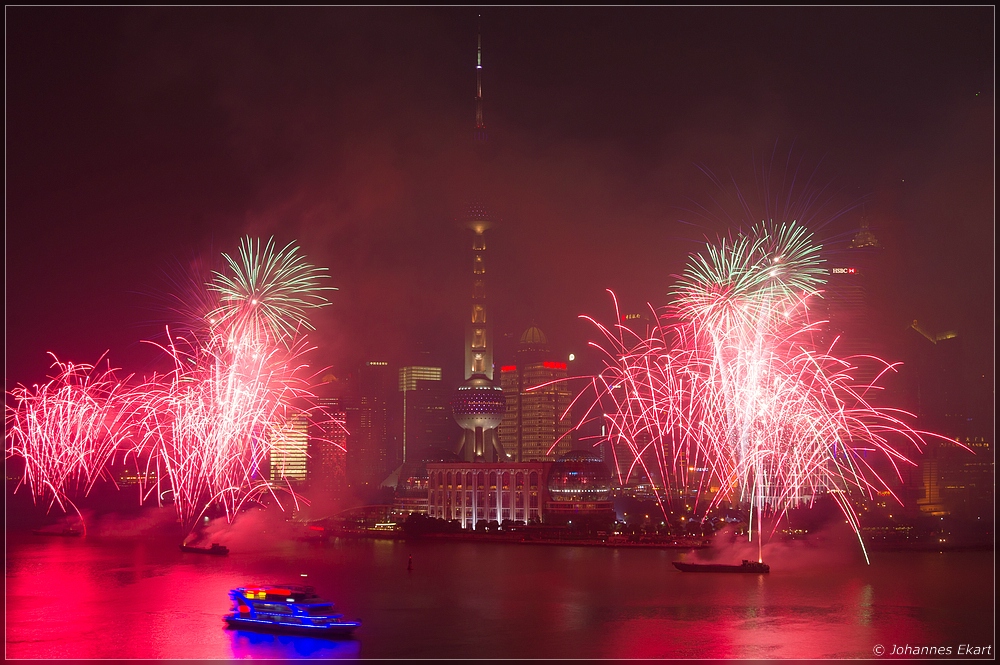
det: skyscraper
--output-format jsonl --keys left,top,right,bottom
{"left": 346, "top": 361, "right": 397, "bottom": 493}
{"left": 269, "top": 412, "right": 309, "bottom": 484}
{"left": 821, "top": 216, "right": 885, "bottom": 386}
{"left": 499, "top": 326, "right": 573, "bottom": 462}
{"left": 399, "top": 365, "right": 458, "bottom": 463}
{"left": 310, "top": 396, "right": 348, "bottom": 500}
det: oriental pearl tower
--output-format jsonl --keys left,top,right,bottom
{"left": 451, "top": 21, "right": 508, "bottom": 463}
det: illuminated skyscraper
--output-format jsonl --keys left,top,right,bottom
{"left": 269, "top": 412, "right": 309, "bottom": 484}
{"left": 499, "top": 326, "right": 573, "bottom": 462}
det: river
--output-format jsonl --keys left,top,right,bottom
{"left": 5, "top": 528, "right": 994, "bottom": 659}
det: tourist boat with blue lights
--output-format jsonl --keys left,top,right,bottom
{"left": 224, "top": 585, "right": 361, "bottom": 636}
{"left": 673, "top": 559, "right": 770, "bottom": 573}
{"left": 179, "top": 542, "right": 229, "bottom": 556}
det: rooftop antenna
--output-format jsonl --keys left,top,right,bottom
{"left": 474, "top": 14, "right": 486, "bottom": 142}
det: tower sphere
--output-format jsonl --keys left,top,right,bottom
{"left": 465, "top": 204, "right": 493, "bottom": 235}
{"left": 451, "top": 374, "right": 506, "bottom": 431}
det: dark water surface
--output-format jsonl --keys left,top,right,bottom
{"left": 5, "top": 532, "right": 994, "bottom": 659}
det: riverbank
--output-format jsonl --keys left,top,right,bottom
{"left": 319, "top": 528, "right": 710, "bottom": 549}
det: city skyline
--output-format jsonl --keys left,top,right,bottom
{"left": 7, "top": 7, "right": 993, "bottom": 405}
{"left": 5, "top": 9, "right": 994, "bottom": 661}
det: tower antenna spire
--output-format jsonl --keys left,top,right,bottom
{"left": 474, "top": 15, "right": 486, "bottom": 142}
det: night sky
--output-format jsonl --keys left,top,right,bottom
{"left": 6, "top": 7, "right": 994, "bottom": 391}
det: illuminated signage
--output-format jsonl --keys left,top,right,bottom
{"left": 831, "top": 267, "right": 857, "bottom": 274}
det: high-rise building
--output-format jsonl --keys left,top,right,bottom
{"left": 310, "top": 396, "right": 348, "bottom": 499}
{"left": 346, "top": 361, "right": 397, "bottom": 493}
{"left": 269, "top": 412, "right": 309, "bottom": 484}
{"left": 399, "top": 366, "right": 458, "bottom": 463}
{"left": 899, "top": 322, "right": 986, "bottom": 517}
{"left": 821, "top": 217, "right": 885, "bottom": 386}
{"left": 499, "top": 326, "right": 573, "bottom": 462}
{"left": 620, "top": 311, "right": 653, "bottom": 339}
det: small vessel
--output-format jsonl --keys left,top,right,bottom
{"left": 673, "top": 559, "right": 770, "bottom": 573}
{"left": 179, "top": 542, "right": 229, "bottom": 556}
{"left": 32, "top": 527, "right": 82, "bottom": 537}
{"left": 224, "top": 585, "right": 361, "bottom": 636}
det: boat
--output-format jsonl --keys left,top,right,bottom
{"left": 224, "top": 585, "right": 361, "bottom": 636}
{"left": 32, "top": 527, "right": 82, "bottom": 537}
{"left": 673, "top": 559, "right": 770, "bottom": 573}
{"left": 179, "top": 542, "right": 229, "bottom": 556}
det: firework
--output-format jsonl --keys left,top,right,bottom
{"left": 6, "top": 238, "right": 335, "bottom": 534}
{"left": 131, "top": 238, "right": 331, "bottom": 529}
{"left": 208, "top": 236, "right": 335, "bottom": 344}
{"left": 5, "top": 355, "right": 137, "bottom": 532}
{"left": 585, "top": 222, "right": 951, "bottom": 562}
{"left": 131, "top": 326, "right": 314, "bottom": 528}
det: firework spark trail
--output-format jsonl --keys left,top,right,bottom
{"left": 132, "top": 325, "right": 317, "bottom": 529}
{"left": 7, "top": 237, "right": 335, "bottom": 534}
{"left": 5, "top": 355, "right": 137, "bottom": 533}
{"left": 209, "top": 236, "right": 336, "bottom": 345}
{"left": 584, "top": 222, "right": 953, "bottom": 562}
{"left": 672, "top": 222, "right": 907, "bottom": 561}
{"left": 131, "top": 236, "right": 333, "bottom": 530}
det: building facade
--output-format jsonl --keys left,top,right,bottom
{"left": 310, "top": 396, "right": 348, "bottom": 498}
{"left": 269, "top": 412, "right": 309, "bottom": 484}
{"left": 346, "top": 361, "right": 397, "bottom": 493}
{"left": 426, "top": 461, "right": 549, "bottom": 528}
{"left": 498, "top": 326, "right": 572, "bottom": 462}
{"left": 399, "top": 366, "right": 458, "bottom": 464}
{"left": 821, "top": 217, "right": 885, "bottom": 387}
{"left": 425, "top": 451, "right": 615, "bottom": 529}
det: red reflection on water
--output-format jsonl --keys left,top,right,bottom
{"left": 7, "top": 537, "right": 104, "bottom": 658}
{"left": 6, "top": 529, "right": 993, "bottom": 659}
{"left": 601, "top": 563, "right": 942, "bottom": 659}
